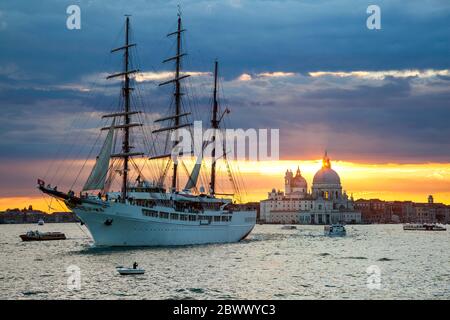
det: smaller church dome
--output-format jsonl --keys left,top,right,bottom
{"left": 292, "top": 167, "right": 307, "bottom": 188}
{"left": 292, "top": 176, "right": 307, "bottom": 187}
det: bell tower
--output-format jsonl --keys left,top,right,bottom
{"left": 285, "top": 169, "right": 293, "bottom": 194}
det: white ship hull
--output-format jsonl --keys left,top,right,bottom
{"left": 72, "top": 201, "right": 256, "bottom": 247}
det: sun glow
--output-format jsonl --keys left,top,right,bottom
{"left": 233, "top": 160, "right": 450, "bottom": 204}
{"left": 0, "top": 196, "right": 69, "bottom": 213}
{"left": 1, "top": 160, "right": 450, "bottom": 212}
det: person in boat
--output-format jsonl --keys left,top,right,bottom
{"left": 133, "top": 262, "right": 138, "bottom": 269}
{"left": 98, "top": 192, "right": 102, "bottom": 199}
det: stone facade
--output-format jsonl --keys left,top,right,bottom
{"left": 260, "top": 152, "right": 361, "bottom": 224}
{"left": 355, "top": 197, "right": 450, "bottom": 224}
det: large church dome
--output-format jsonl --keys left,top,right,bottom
{"left": 313, "top": 152, "right": 341, "bottom": 185}
{"left": 313, "top": 168, "right": 340, "bottom": 185}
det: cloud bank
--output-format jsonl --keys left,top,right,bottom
{"left": 0, "top": 0, "right": 449, "bottom": 198}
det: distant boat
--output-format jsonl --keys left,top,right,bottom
{"left": 20, "top": 230, "right": 66, "bottom": 241}
{"left": 324, "top": 224, "right": 346, "bottom": 237}
{"left": 281, "top": 225, "right": 297, "bottom": 230}
{"left": 116, "top": 266, "right": 145, "bottom": 275}
{"left": 403, "top": 223, "right": 446, "bottom": 231}
{"left": 37, "top": 219, "right": 44, "bottom": 226}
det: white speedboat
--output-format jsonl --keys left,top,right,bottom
{"left": 116, "top": 267, "right": 145, "bottom": 275}
{"left": 324, "top": 224, "right": 346, "bottom": 236}
{"left": 37, "top": 219, "right": 44, "bottom": 226}
{"left": 281, "top": 225, "right": 297, "bottom": 230}
{"left": 403, "top": 223, "right": 446, "bottom": 231}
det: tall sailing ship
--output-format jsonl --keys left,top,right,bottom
{"left": 38, "top": 14, "right": 256, "bottom": 246}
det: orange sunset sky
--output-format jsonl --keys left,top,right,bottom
{"left": 1, "top": 158, "right": 450, "bottom": 213}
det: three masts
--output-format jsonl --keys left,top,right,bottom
{"left": 38, "top": 13, "right": 256, "bottom": 247}
{"left": 80, "top": 13, "right": 225, "bottom": 202}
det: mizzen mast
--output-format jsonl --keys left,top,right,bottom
{"left": 210, "top": 60, "right": 219, "bottom": 195}
{"left": 209, "top": 60, "right": 231, "bottom": 196}
{"left": 105, "top": 16, "right": 143, "bottom": 202}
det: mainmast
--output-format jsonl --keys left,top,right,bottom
{"left": 105, "top": 16, "right": 143, "bottom": 202}
{"left": 172, "top": 14, "right": 182, "bottom": 192}
{"left": 210, "top": 60, "right": 219, "bottom": 195}
{"left": 122, "top": 16, "right": 131, "bottom": 201}
{"left": 153, "top": 10, "right": 191, "bottom": 192}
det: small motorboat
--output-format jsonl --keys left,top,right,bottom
{"left": 37, "top": 219, "right": 45, "bottom": 226}
{"left": 116, "top": 266, "right": 145, "bottom": 275}
{"left": 20, "top": 230, "right": 66, "bottom": 241}
{"left": 403, "top": 223, "right": 447, "bottom": 231}
{"left": 281, "top": 225, "right": 297, "bottom": 230}
{"left": 324, "top": 224, "right": 346, "bottom": 237}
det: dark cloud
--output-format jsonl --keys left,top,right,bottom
{"left": 0, "top": 0, "right": 449, "bottom": 167}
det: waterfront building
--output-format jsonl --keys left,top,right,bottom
{"left": 354, "top": 196, "right": 450, "bottom": 224}
{"left": 354, "top": 199, "right": 388, "bottom": 223}
{"left": 260, "top": 152, "right": 361, "bottom": 224}
{"left": 0, "top": 209, "right": 79, "bottom": 224}
{"left": 259, "top": 167, "right": 311, "bottom": 223}
{"left": 411, "top": 199, "right": 449, "bottom": 223}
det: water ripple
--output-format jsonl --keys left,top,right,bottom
{"left": 1, "top": 223, "right": 449, "bottom": 299}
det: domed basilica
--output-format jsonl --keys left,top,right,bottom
{"left": 260, "top": 152, "right": 361, "bottom": 224}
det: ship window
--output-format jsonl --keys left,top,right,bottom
{"left": 142, "top": 209, "right": 158, "bottom": 217}
{"left": 214, "top": 216, "right": 221, "bottom": 222}
{"left": 170, "top": 213, "right": 179, "bottom": 220}
{"left": 180, "top": 215, "right": 188, "bottom": 221}
{"left": 189, "top": 215, "right": 196, "bottom": 221}
{"left": 160, "top": 212, "right": 169, "bottom": 219}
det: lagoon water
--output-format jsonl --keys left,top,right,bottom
{"left": 1, "top": 223, "right": 449, "bottom": 299}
